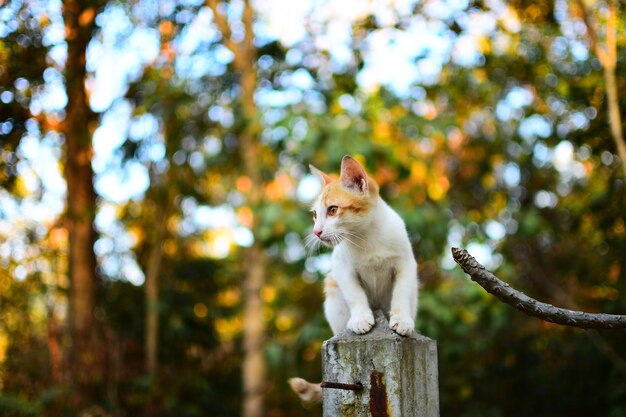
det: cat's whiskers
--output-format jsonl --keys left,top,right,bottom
{"left": 336, "top": 229, "right": 367, "bottom": 250}
{"left": 340, "top": 230, "right": 367, "bottom": 242}
{"left": 304, "top": 233, "right": 322, "bottom": 254}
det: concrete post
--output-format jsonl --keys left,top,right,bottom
{"left": 322, "top": 311, "right": 439, "bottom": 417}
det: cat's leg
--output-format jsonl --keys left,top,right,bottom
{"left": 323, "top": 274, "right": 349, "bottom": 335}
{"left": 331, "top": 249, "right": 374, "bottom": 334}
{"left": 335, "top": 274, "right": 375, "bottom": 334}
{"left": 389, "top": 257, "right": 419, "bottom": 336}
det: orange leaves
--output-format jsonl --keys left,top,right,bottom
{"left": 48, "top": 227, "right": 68, "bottom": 250}
{"left": 159, "top": 20, "right": 174, "bottom": 37}
{"left": 236, "top": 176, "right": 252, "bottom": 193}
{"left": 237, "top": 206, "right": 254, "bottom": 228}
{"left": 78, "top": 8, "right": 95, "bottom": 27}
{"left": 193, "top": 303, "right": 208, "bottom": 318}
{"left": 264, "top": 173, "right": 293, "bottom": 202}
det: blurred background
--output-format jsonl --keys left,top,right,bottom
{"left": 1, "top": 0, "right": 625, "bottom": 415}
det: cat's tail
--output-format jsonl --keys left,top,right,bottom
{"left": 288, "top": 377, "right": 323, "bottom": 403}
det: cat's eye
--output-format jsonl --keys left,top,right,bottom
{"left": 312, "top": 210, "right": 317, "bottom": 220}
{"left": 327, "top": 206, "right": 338, "bottom": 216}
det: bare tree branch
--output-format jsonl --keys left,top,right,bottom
{"left": 206, "top": 0, "right": 240, "bottom": 57}
{"left": 451, "top": 248, "right": 626, "bottom": 330}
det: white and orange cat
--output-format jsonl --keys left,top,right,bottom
{"left": 289, "top": 155, "right": 419, "bottom": 402}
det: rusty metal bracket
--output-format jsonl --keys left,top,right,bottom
{"left": 369, "top": 370, "right": 390, "bottom": 417}
{"left": 320, "top": 381, "right": 364, "bottom": 391}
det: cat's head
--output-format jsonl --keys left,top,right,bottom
{"left": 307, "top": 155, "right": 379, "bottom": 248}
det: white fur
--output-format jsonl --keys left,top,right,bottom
{"left": 312, "top": 195, "right": 418, "bottom": 336}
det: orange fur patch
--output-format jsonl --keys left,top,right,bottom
{"left": 320, "top": 178, "right": 378, "bottom": 215}
{"left": 324, "top": 274, "right": 339, "bottom": 295}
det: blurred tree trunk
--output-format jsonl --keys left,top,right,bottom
{"left": 46, "top": 305, "right": 64, "bottom": 385}
{"left": 574, "top": 0, "right": 626, "bottom": 178}
{"left": 207, "top": 0, "right": 267, "bottom": 415}
{"left": 145, "top": 205, "right": 168, "bottom": 376}
{"left": 62, "top": 0, "right": 103, "bottom": 407}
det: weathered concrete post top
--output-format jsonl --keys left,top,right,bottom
{"left": 322, "top": 311, "right": 439, "bottom": 417}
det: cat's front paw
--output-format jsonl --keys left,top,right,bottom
{"left": 389, "top": 315, "right": 415, "bottom": 336}
{"left": 347, "top": 310, "right": 375, "bottom": 334}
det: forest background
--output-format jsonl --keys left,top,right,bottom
{"left": 1, "top": 0, "right": 625, "bottom": 416}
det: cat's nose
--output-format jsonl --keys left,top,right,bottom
{"left": 314, "top": 230, "right": 323, "bottom": 238}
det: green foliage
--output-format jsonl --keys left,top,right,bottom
{"left": 1, "top": 0, "right": 626, "bottom": 415}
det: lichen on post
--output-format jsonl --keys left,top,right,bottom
{"left": 322, "top": 311, "right": 439, "bottom": 417}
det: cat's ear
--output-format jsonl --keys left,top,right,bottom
{"left": 340, "top": 155, "right": 368, "bottom": 194}
{"left": 309, "top": 164, "right": 334, "bottom": 186}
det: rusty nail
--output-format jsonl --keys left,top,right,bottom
{"left": 320, "top": 381, "right": 363, "bottom": 391}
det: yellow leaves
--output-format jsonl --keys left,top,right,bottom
{"left": 0, "top": 332, "right": 7, "bottom": 364}
{"left": 217, "top": 287, "right": 240, "bottom": 307}
{"left": 476, "top": 35, "right": 491, "bottom": 54}
{"left": 409, "top": 161, "right": 427, "bottom": 185}
{"left": 473, "top": 68, "right": 487, "bottom": 84}
{"left": 468, "top": 210, "right": 482, "bottom": 223}
{"left": 13, "top": 177, "right": 29, "bottom": 198}
{"left": 275, "top": 314, "right": 293, "bottom": 331}
{"left": 487, "top": 193, "right": 506, "bottom": 219}
{"left": 163, "top": 239, "right": 177, "bottom": 256}
{"left": 588, "top": 286, "right": 618, "bottom": 301}
{"left": 427, "top": 176, "right": 450, "bottom": 201}
{"left": 580, "top": 213, "right": 595, "bottom": 234}
{"left": 373, "top": 121, "right": 392, "bottom": 143}
{"left": 206, "top": 228, "right": 233, "bottom": 258}
{"left": 460, "top": 308, "right": 477, "bottom": 324}
{"left": 214, "top": 316, "right": 242, "bottom": 342}
{"left": 611, "top": 218, "right": 625, "bottom": 237}
{"left": 330, "top": 100, "right": 343, "bottom": 115}
{"left": 127, "top": 226, "right": 143, "bottom": 248}
{"left": 481, "top": 173, "right": 496, "bottom": 189}
{"left": 261, "top": 286, "right": 277, "bottom": 303}
{"left": 352, "top": 154, "right": 367, "bottom": 168}
{"left": 192, "top": 229, "right": 234, "bottom": 259}
{"left": 501, "top": 6, "right": 521, "bottom": 33}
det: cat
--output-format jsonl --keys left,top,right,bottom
{"left": 289, "top": 155, "right": 419, "bottom": 403}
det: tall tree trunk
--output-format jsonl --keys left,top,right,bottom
{"left": 242, "top": 244, "right": 267, "bottom": 417}
{"left": 46, "top": 304, "right": 64, "bottom": 385}
{"left": 62, "top": 0, "right": 102, "bottom": 407}
{"left": 206, "top": 1, "right": 267, "bottom": 415}
{"left": 236, "top": 3, "right": 267, "bottom": 417}
{"left": 145, "top": 206, "right": 168, "bottom": 376}
{"left": 575, "top": 0, "right": 626, "bottom": 178}
{"left": 601, "top": 2, "right": 626, "bottom": 179}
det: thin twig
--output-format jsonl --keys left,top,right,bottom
{"left": 206, "top": 0, "right": 240, "bottom": 56}
{"left": 451, "top": 248, "right": 626, "bottom": 330}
